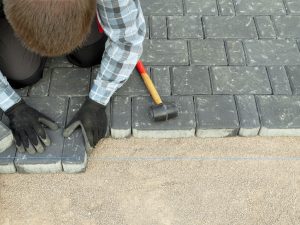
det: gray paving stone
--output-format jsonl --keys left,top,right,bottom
{"left": 15, "top": 87, "right": 29, "bottom": 97}
{"left": 285, "top": 0, "right": 300, "bottom": 14}
{"left": 225, "top": 40, "right": 246, "bottom": 65}
{"left": 256, "top": 95, "right": 300, "bottom": 136}
{"left": 195, "top": 95, "right": 239, "bottom": 137}
{"left": 150, "top": 16, "right": 167, "bottom": 39}
{"left": 171, "top": 66, "right": 211, "bottom": 95}
{"left": 244, "top": 40, "right": 300, "bottom": 66}
{"left": 203, "top": 16, "right": 258, "bottom": 39}
{"left": 29, "top": 68, "right": 51, "bottom": 96}
{"left": 49, "top": 68, "right": 90, "bottom": 96}
{"left": 45, "top": 56, "right": 74, "bottom": 68}
{"left": 14, "top": 97, "right": 68, "bottom": 173}
{"left": 185, "top": 0, "right": 218, "bottom": 15}
{"left": 151, "top": 67, "right": 171, "bottom": 96}
{"left": 211, "top": 66, "right": 272, "bottom": 94}
{"left": 111, "top": 96, "right": 131, "bottom": 139}
{"left": 132, "top": 96, "right": 196, "bottom": 138}
{"left": 190, "top": 40, "right": 227, "bottom": 65}
{"left": 144, "top": 16, "right": 150, "bottom": 39}
{"left": 235, "top": 95, "right": 260, "bottom": 136}
{"left": 0, "top": 145, "right": 16, "bottom": 174}
{"left": 267, "top": 66, "right": 292, "bottom": 95}
{"left": 141, "top": 40, "right": 189, "bottom": 66}
{"left": 0, "top": 121, "right": 13, "bottom": 153}
{"left": 254, "top": 16, "right": 277, "bottom": 39}
{"left": 140, "top": 0, "right": 183, "bottom": 16}
{"left": 168, "top": 16, "right": 202, "bottom": 39}
{"left": 234, "top": 0, "right": 286, "bottom": 15}
{"left": 218, "top": 0, "right": 235, "bottom": 16}
{"left": 274, "top": 16, "right": 300, "bottom": 38}
{"left": 285, "top": 66, "right": 300, "bottom": 95}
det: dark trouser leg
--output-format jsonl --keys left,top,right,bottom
{"left": 66, "top": 16, "right": 107, "bottom": 68}
{"left": 0, "top": 17, "right": 46, "bottom": 89}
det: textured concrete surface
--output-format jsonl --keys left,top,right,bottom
{"left": 0, "top": 137, "right": 299, "bottom": 225}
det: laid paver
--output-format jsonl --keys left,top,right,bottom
{"left": 140, "top": 0, "right": 183, "bottom": 16}
{"left": 235, "top": 95, "right": 260, "bottom": 136}
{"left": 111, "top": 96, "right": 132, "bottom": 139}
{"left": 203, "top": 16, "right": 258, "bottom": 39}
{"left": 285, "top": 66, "right": 300, "bottom": 95}
{"left": 132, "top": 96, "right": 196, "bottom": 138}
{"left": 190, "top": 40, "right": 227, "bottom": 65}
{"left": 286, "top": 0, "right": 300, "bottom": 14}
{"left": 29, "top": 68, "right": 51, "bottom": 96}
{"left": 150, "top": 16, "right": 167, "bottom": 39}
{"left": 171, "top": 66, "right": 211, "bottom": 95}
{"left": 234, "top": 0, "right": 286, "bottom": 15}
{"left": 0, "top": 145, "right": 17, "bottom": 174}
{"left": 0, "top": 121, "right": 13, "bottom": 153}
{"left": 144, "top": 16, "right": 150, "bottom": 39}
{"left": 225, "top": 40, "right": 246, "bottom": 65}
{"left": 151, "top": 67, "right": 171, "bottom": 96}
{"left": 45, "top": 56, "right": 74, "bottom": 68}
{"left": 49, "top": 68, "right": 90, "bottom": 96}
{"left": 185, "top": 0, "right": 218, "bottom": 15}
{"left": 254, "top": 16, "right": 277, "bottom": 39}
{"left": 256, "top": 95, "right": 300, "bottom": 136}
{"left": 14, "top": 97, "right": 68, "bottom": 173}
{"left": 141, "top": 40, "right": 189, "bottom": 65}
{"left": 195, "top": 95, "right": 240, "bottom": 137}
{"left": 267, "top": 66, "right": 292, "bottom": 95}
{"left": 211, "top": 66, "right": 272, "bottom": 95}
{"left": 274, "top": 16, "right": 300, "bottom": 38}
{"left": 243, "top": 40, "right": 300, "bottom": 66}
{"left": 218, "top": 0, "right": 235, "bottom": 16}
{"left": 168, "top": 16, "right": 202, "bottom": 39}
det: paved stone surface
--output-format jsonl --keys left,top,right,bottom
{"left": 195, "top": 95, "right": 240, "bottom": 137}
{"left": 0, "top": 122, "right": 13, "bottom": 153}
{"left": 2, "top": 0, "right": 300, "bottom": 173}
{"left": 0, "top": 145, "right": 16, "bottom": 174}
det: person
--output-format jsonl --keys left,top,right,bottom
{"left": 0, "top": 0, "right": 146, "bottom": 154}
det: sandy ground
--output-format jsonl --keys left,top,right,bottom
{"left": 1, "top": 136, "right": 300, "bottom": 225}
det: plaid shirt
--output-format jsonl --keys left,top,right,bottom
{"left": 0, "top": 0, "right": 146, "bottom": 111}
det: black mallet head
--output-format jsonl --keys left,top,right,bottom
{"left": 149, "top": 103, "right": 179, "bottom": 121}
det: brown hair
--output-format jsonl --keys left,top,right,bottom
{"left": 3, "top": 0, "right": 97, "bottom": 57}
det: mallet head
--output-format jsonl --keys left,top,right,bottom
{"left": 149, "top": 103, "right": 179, "bottom": 121}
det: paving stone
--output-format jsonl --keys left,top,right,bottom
{"left": 256, "top": 95, "right": 300, "bottom": 136}
{"left": 225, "top": 40, "right": 246, "bottom": 65}
{"left": 254, "top": 16, "right": 277, "bottom": 39}
{"left": 0, "top": 145, "right": 16, "bottom": 174}
{"left": 235, "top": 95, "right": 260, "bottom": 136}
{"left": 203, "top": 16, "right": 258, "bottom": 39}
{"left": 244, "top": 40, "right": 300, "bottom": 66}
{"left": 29, "top": 68, "right": 51, "bottom": 96}
{"left": 150, "top": 16, "right": 167, "bottom": 39}
{"left": 111, "top": 96, "right": 131, "bottom": 138}
{"left": 151, "top": 67, "right": 171, "bottom": 96}
{"left": 49, "top": 68, "right": 90, "bottom": 96}
{"left": 274, "top": 16, "right": 300, "bottom": 38}
{"left": 0, "top": 121, "right": 13, "bottom": 153}
{"left": 234, "top": 0, "right": 286, "bottom": 15}
{"left": 218, "top": 0, "right": 235, "bottom": 16}
{"left": 144, "top": 16, "right": 150, "bottom": 39}
{"left": 168, "top": 16, "right": 202, "bottom": 39}
{"left": 185, "top": 0, "right": 218, "bottom": 15}
{"left": 141, "top": 40, "right": 189, "bottom": 66}
{"left": 211, "top": 66, "right": 272, "bottom": 94}
{"left": 267, "top": 66, "right": 292, "bottom": 95}
{"left": 132, "top": 96, "right": 196, "bottom": 138}
{"left": 285, "top": 66, "right": 300, "bottom": 95}
{"left": 195, "top": 95, "right": 239, "bottom": 137}
{"left": 171, "top": 66, "right": 211, "bottom": 95}
{"left": 285, "top": 0, "right": 300, "bottom": 14}
{"left": 45, "top": 56, "right": 74, "bottom": 68}
{"left": 15, "top": 87, "right": 29, "bottom": 97}
{"left": 190, "top": 40, "right": 227, "bottom": 65}
{"left": 140, "top": 0, "right": 183, "bottom": 16}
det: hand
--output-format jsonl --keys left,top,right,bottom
{"left": 63, "top": 97, "right": 107, "bottom": 152}
{"left": 5, "top": 100, "right": 59, "bottom": 154}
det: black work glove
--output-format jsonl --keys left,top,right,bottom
{"left": 5, "top": 100, "right": 59, "bottom": 154}
{"left": 63, "top": 97, "right": 107, "bottom": 152}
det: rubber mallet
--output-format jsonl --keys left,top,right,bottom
{"left": 136, "top": 60, "right": 178, "bottom": 121}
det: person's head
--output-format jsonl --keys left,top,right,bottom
{"left": 3, "top": 0, "right": 97, "bottom": 57}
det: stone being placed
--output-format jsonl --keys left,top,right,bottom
{"left": 0, "top": 121, "right": 13, "bottom": 153}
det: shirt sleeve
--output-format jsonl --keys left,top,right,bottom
{"left": 89, "top": 0, "right": 146, "bottom": 106}
{"left": 0, "top": 71, "right": 21, "bottom": 112}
